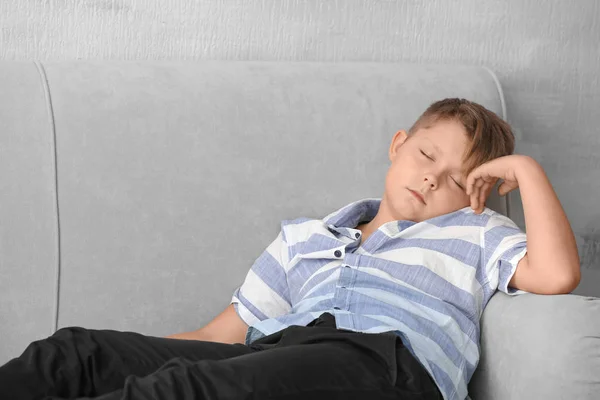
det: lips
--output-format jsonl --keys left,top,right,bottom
{"left": 409, "top": 189, "right": 426, "bottom": 204}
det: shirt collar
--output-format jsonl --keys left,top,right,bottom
{"left": 323, "top": 198, "right": 382, "bottom": 232}
{"left": 323, "top": 198, "right": 423, "bottom": 240}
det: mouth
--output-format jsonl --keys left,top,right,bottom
{"left": 408, "top": 189, "right": 426, "bottom": 205}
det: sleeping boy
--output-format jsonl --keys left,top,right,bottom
{"left": 0, "top": 98, "right": 580, "bottom": 400}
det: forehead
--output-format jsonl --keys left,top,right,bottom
{"left": 418, "top": 119, "right": 468, "bottom": 143}
{"left": 415, "top": 121, "right": 469, "bottom": 172}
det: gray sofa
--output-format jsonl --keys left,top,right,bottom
{"left": 1, "top": 60, "right": 598, "bottom": 399}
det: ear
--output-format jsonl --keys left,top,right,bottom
{"left": 389, "top": 130, "right": 409, "bottom": 162}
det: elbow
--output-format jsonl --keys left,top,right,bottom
{"left": 558, "top": 271, "right": 581, "bottom": 294}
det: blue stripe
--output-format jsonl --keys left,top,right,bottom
{"left": 498, "top": 243, "right": 527, "bottom": 285}
{"left": 236, "top": 289, "right": 269, "bottom": 321}
{"left": 429, "top": 358, "right": 461, "bottom": 400}
{"left": 483, "top": 224, "right": 525, "bottom": 267}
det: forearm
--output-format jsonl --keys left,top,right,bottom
{"left": 517, "top": 157, "right": 580, "bottom": 283}
{"left": 165, "top": 329, "right": 212, "bottom": 341}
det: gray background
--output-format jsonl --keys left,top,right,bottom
{"left": 1, "top": 0, "right": 598, "bottom": 296}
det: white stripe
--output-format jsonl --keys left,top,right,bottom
{"left": 240, "top": 269, "right": 291, "bottom": 317}
{"left": 375, "top": 246, "right": 482, "bottom": 302}
{"left": 302, "top": 269, "right": 340, "bottom": 298}
{"left": 409, "top": 224, "right": 482, "bottom": 246}
{"left": 283, "top": 219, "right": 331, "bottom": 247}
{"left": 376, "top": 220, "right": 401, "bottom": 237}
{"left": 298, "top": 260, "right": 343, "bottom": 293}
{"left": 266, "top": 231, "right": 286, "bottom": 266}
{"left": 230, "top": 295, "right": 260, "bottom": 326}
{"left": 294, "top": 294, "right": 333, "bottom": 313}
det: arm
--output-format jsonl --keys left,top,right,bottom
{"left": 166, "top": 230, "right": 291, "bottom": 343}
{"left": 165, "top": 304, "right": 249, "bottom": 344}
{"left": 511, "top": 157, "right": 581, "bottom": 292}
{"left": 468, "top": 154, "right": 581, "bottom": 295}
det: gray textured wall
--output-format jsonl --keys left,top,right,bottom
{"left": 1, "top": 0, "right": 599, "bottom": 296}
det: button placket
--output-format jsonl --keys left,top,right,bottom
{"left": 334, "top": 259, "right": 354, "bottom": 311}
{"left": 345, "top": 262, "right": 357, "bottom": 311}
{"left": 334, "top": 258, "right": 345, "bottom": 311}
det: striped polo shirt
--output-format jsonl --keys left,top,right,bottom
{"left": 231, "top": 198, "right": 529, "bottom": 400}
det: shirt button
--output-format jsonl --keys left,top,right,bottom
{"left": 355, "top": 232, "right": 360, "bottom": 238}
{"left": 334, "top": 250, "right": 342, "bottom": 257}
{"left": 333, "top": 307, "right": 340, "bottom": 310}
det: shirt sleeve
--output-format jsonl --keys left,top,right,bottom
{"left": 230, "top": 229, "right": 292, "bottom": 326}
{"left": 483, "top": 213, "right": 529, "bottom": 296}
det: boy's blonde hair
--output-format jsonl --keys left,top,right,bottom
{"left": 408, "top": 98, "right": 515, "bottom": 177}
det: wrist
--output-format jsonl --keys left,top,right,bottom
{"left": 515, "top": 155, "right": 545, "bottom": 182}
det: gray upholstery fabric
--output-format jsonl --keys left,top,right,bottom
{"left": 0, "top": 62, "right": 58, "bottom": 361}
{"left": 0, "top": 60, "right": 598, "bottom": 399}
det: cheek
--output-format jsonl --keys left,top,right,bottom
{"left": 384, "top": 169, "right": 399, "bottom": 189}
{"left": 396, "top": 155, "right": 421, "bottom": 172}
{"left": 385, "top": 156, "right": 421, "bottom": 188}
{"left": 384, "top": 167, "right": 406, "bottom": 193}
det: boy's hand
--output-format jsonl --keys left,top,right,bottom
{"left": 465, "top": 154, "right": 537, "bottom": 214}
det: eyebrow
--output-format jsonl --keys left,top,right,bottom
{"left": 424, "top": 138, "right": 443, "bottom": 155}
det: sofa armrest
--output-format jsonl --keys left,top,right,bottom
{"left": 469, "top": 291, "right": 600, "bottom": 400}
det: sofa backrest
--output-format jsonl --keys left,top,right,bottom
{"left": 0, "top": 61, "right": 507, "bottom": 363}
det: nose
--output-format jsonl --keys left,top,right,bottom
{"left": 423, "top": 174, "right": 437, "bottom": 190}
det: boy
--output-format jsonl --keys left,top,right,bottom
{"left": 0, "top": 98, "right": 580, "bottom": 400}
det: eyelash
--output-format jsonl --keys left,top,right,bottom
{"left": 420, "top": 150, "right": 464, "bottom": 190}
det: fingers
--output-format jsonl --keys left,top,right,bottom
{"left": 466, "top": 169, "right": 484, "bottom": 196}
{"left": 470, "top": 187, "right": 481, "bottom": 211}
{"left": 479, "top": 182, "right": 491, "bottom": 210}
{"left": 472, "top": 177, "right": 485, "bottom": 194}
{"left": 466, "top": 171, "right": 492, "bottom": 196}
{"left": 469, "top": 179, "right": 497, "bottom": 213}
{"left": 497, "top": 181, "right": 518, "bottom": 196}
{"left": 469, "top": 179, "right": 484, "bottom": 211}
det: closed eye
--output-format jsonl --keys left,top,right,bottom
{"left": 421, "top": 150, "right": 465, "bottom": 191}
{"left": 420, "top": 150, "right": 433, "bottom": 160}
{"left": 453, "top": 179, "right": 465, "bottom": 191}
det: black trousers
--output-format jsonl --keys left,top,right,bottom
{"left": 0, "top": 312, "right": 442, "bottom": 400}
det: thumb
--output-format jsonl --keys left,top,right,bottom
{"left": 497, "top": 181, "right": 516, "bottom": 196}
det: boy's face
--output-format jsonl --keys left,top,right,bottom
{"left": 382, "top": 119, "right": 473, "bottom": 223}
